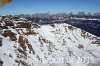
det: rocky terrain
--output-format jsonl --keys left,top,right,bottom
{"left": 0, "top": 16, "right": 100, "bottom": 66}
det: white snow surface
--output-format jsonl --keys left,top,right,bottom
{"left": 0, "top": 22, "right": 100, "bottom": 66}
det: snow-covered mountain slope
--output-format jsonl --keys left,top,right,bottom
{"left": 0, "top": 16, "right": 100, "bottom": 66}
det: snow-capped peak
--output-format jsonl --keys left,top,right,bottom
{"left": 0, "top": 16, "right": 100, "bottom": 66}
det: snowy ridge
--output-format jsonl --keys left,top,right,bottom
{"left": 0, "top": 16, "right": 100, "bottom": 66}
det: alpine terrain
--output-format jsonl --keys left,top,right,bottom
{"left": 0, "top": 15, "right": 100, "bottom": 66}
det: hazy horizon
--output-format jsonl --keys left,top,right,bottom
{"left": 0, "top": 0, "right": 100, "bottom": 15}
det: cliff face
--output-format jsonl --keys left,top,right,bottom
{"left": 0, "top": 16, "right": 100, "bottom": 66}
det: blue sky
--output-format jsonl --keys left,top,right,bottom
{"left": 0, "top": 0, "right": 100, "bottom": 15}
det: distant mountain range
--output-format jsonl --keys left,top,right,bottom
{"left": 16, "top": 14, "right": 100, "bottom": 37}
{"left": 0, "top": 15, "right": 100, "bottom": 66}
